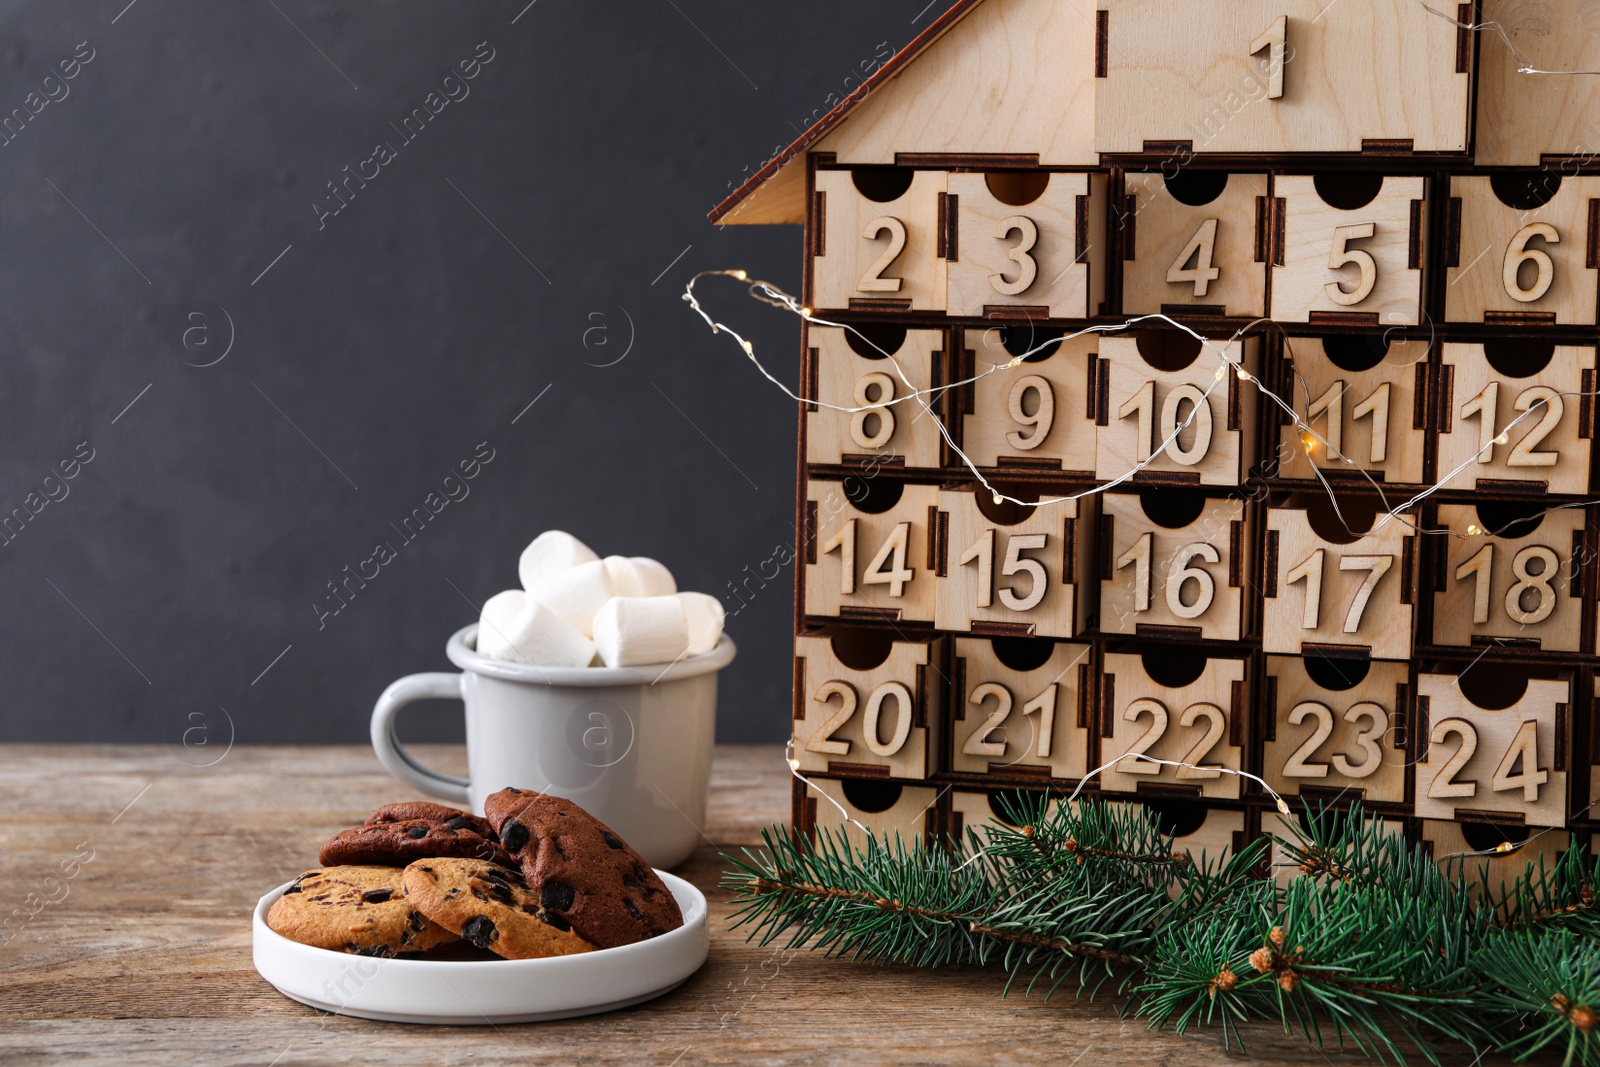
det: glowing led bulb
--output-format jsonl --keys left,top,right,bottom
{"left": 741, "top": 339, "right": 754, "bottom": 355}
{"left": 800, "top": 306, "right": 812, "bottom": 318}
{"left": 1467, "top": 524, "right": 1479, "bottom": 535}
{"left": 732, "top": 269, "right": 748, "bottom": 281}
{"left": 992, "top": 491, "right": 1003, "bottom": 505}
{"left": 1495, "top": 434, "right": 1509, "bottom": 446}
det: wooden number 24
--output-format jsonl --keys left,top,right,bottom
{"left": 1282, "top": 700, "right": 1387, "bottom": 779}
{"left": 805, "top": 679, "right": 915, "bottom": 758}
{"left": 822, "top": 518, "right": 914, "bottom": 598}
{"left": 1284, "top": 548, "right": 1392, "bottom": 632}
{"left": 958, "top": 529, "right": 1049, "bottom": 611}
{"left": 1426, "top": 718, "right": 1548, "bottom": 803}
{"left": 1120, "top": 698, "right": 1226, "bottom": 778}
{"left": 1115, "top": 533, "right": 1218, "bottom": 619}
{"left": 962, "top": 681, "right": 1058, "bottom": 759}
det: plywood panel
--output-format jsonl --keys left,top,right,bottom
{"left": 1476, "top": 0, "right": 1600, "bottom": 167}
{"left": 1099, "top": 490, "right": 1250, "bottom": 642}
{"left": 1262, "top": 655, "right": 1409, "bottom": 806}
{"left": 1098, "top": 650, "right": 1249, "bottom": 801}
{"left": 802, "top": 777, "right": 939, "bottom": 853}
{"left": 1432, "top": 505, "right": 1585, "bottom": 653}
{"left": 1262, "top": 506, "right": 1415, "bottom": 660}
{"left": 1270, "top": 175, "right": 1427, "bottom": 325}
{"left": 1445, "top": 174, "right": 1600, "bottom": 325}
{"left": 803, "top": 479, "right": 940, "bottom": 624}
{"left": 812, "top": 168, "right": 947, "bottom": 311}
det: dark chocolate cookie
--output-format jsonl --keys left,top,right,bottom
{"left": 267, "top": 865, "right": 456, "bottom": 956}
{"left": 401, "top": 858, "right": 595, "bottom": 960}
{"left": 365, "top": 801, "right": 495, "bottom": 839}
{"left": 484, "top": 787, "right": 683, "bottom": 949}
{"left": 318, "top": 818, "right": 513, "bottom": 868}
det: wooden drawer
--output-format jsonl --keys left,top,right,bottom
{"left": 1264, "top": 811, "right": 1404, "bottom": 887}
{"left": 1431, "top": 504, "right": 1586, "bottom": 653}
{"left": 1094, "top": 0, "right": 1472, "bottom": 155}
{"left": 1477, "top": 0, "right": 1600, "bottom": 166}
{"left": 1273, "top": 335, "right": 1431, "bottom": 485}
{"left": 933, "top": 489, "right": 1095, "bottom": 639}
{"left": 1097, "top": 649, "right": 1249, "bottom": 801}
{"left": 1421, "top": 821, "right": 1576, "bottom": 887}
{"left": 803, "top": 324, "right": 944, "bottom": 470}
{"left": 1262, "top": 501, "right": 1416, "bottom": 660}
{"left": 1092, "top": 332, "right": 1262, "bottom": 487}
{"left": 955, "top": 325, "right": 1098, "bottom": 476}
{"left": 1436, "top": 342, "right": 1596, "bottom": 495}
{"left": 945, "top": 171, "right": 1107, "bottom": 319}
{"left": 799, "top": 777, "right": 938, "bottom": 852}
{"left": 1262, "top": 655, "right": 1409, "bottom": 806}
{"left": 1120, "top": 170, "right": 1269, "bottom": 318}
{"left": 1444, "top": 174, "right": 1600, "bottom": 325}
{"left": 950, "top": 636, "right": 1092, "bottom": 781}
{"left": 811, "top": 167, "right": 946, "bottom": 312}
{"left": 1415, "top": 671, "right": 1571, "bottom": 828}
{"left": 802, "top": 478, "right": 940, "bottom": 624}
{"left": 793, "top": 632, "right": 944, "bottom": 780}
{"left": 947, "top": 787, "right": 1069, "bottom": 843}
{"left": 1269, "top": 174, "right": 1427, "bottom": 325}
{"left": 1098, "top": 489, "right": 1251, "bottom": 642}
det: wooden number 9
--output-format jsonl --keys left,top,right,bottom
{"left": 1503, "top": 222, "right": 1558, "bottom": 303}
{"left": 849, "top": 372, "right": 896, "bottom": 449}
{"left": 989, "top": 215, "right": 1039, "bottom": 296}
{"left": 1005, "top": 375, "right": 1054, "bottom": 451}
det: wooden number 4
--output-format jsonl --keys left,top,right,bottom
{"left": 1427, "top": 718, "right": 1548, "bottom": 803}
{"left": 1249, "top": 15, "right": 1287, "bottom": 99}
{"left": 959, "top": 529, "right": 1049, "bottom": 611}
{"left": 1167, "top": 218, "right": 1221, "bottom": 297}
{"left": 1285, "top": 548, "right": 1392, "bottom": 632}
{"left": 962, "top": 681, "right": 1058, "bottom": 759}
{"left": 823, "top": 519, "right": 914, "bottom": 598}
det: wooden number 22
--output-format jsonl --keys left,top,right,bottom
{"left": 1120, "top": 698, "right": 1225, "bottom": 778}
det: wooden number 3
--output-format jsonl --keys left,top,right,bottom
{"left": 990, "top": 215, "right": 1039, "bottom": 296}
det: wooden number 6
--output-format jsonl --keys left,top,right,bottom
{"left": 1503, "top": 222, "right": 1558, "bottom": 303}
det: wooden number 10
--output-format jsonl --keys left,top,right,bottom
{"left": 822, "top": 519, "right": 914, "bottom": 597}
{"left": 1461, "top": 382, "right": 1563, "bottom": 467}
{"left": 1120, "top": 698, "right": 1226, "bottom": 778}
{"left": 1119, "top": 381, "right": 1213, "bottom": 465}
{"left": 1306, "top": 380, "right": 1390, "bottom": 463}
{"left": 1284, "top": 548, "right": 1392, "bottom": 632}
{"left": 805, "top": 679, "right": 914, "bottom": 757}
{"left": 1453, "top": 543, "right": 1560, "bottom": 626}
{"left": 1115, "top": 533, "right": 1218, "bottom": 619}
{"left": 1426, "top": 718, "right": 1548, "bottom": 803}
{"left": 958, "top": 529, "right": 1049, "bottom": 611}
{"left": 962, "top": 681, "right": 1058, "bottom": 759}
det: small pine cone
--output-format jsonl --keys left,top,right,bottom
{"left": 1249, "top": 946, "right": 1273, "bottom": 974}
{"left": 1022, "top": 825, "right": 1036, "bottom": 839}
{"left": 1063, "top": 837, "right": 1078, "bottom": 853}
{"left": 1171, "top": 849, "right": 1190, "bottom": 866}
{"left": 1212, "top": 967, "right": 1238, "bottom": 996}
{"left": 1269, "top": 926, "right": 1287, "bottom": 948}
{"left": 1571, "top": 1005, "right": 1597, "bottom": 1033}
{"left": 1277, "top": 971, "right": 1299, "bottom": 992}
{"left": 875, "top": 897, "right": 890, "bottom": 908}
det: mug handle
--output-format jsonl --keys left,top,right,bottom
{"left": 370, "top": 672, "right": 471, "bottom": 805}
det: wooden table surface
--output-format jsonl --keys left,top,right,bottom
{"left": 0, "top": 743, "right": 1536, "bottom": 1066}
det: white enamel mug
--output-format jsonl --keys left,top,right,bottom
{"left": 370, "top": 624, "right": 735, "bottom": 869}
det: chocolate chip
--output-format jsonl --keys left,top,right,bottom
{"left": 501, "top": 819, "right": 529, "bottom": 853}
{"left": 349, "top": 944, "right": 394, "bottom": 957}
{"left": 282, "top": 884, "right": 303, "bottom": 895}
{"left": 361, "top": 888, "right": 393, "bottom": 904}
{"left": 444, "top": 816, "right": 472, "bottom": 831}
{"left": 540, "top": 881, "right": 575, "bottom": 912}
{"left": 405, "top": 825, "right": 428, "bottom": 839}
{"left": 538, "top": 910, "right": 571, "bottom": 932}
{"left": 409, "top": 911, "right": 425, "bottom": 931}
{"left": 461, "top": 915, "right": 497, "bottom": 948}
{"left": 601, "top": 831, "right": 625, "bottom": 851}
{"left": 624, "top": 900, "right": 644, "bottom": 921}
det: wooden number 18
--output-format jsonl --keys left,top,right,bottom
{"left": 1284, "top": 548, "right": 1392, "bottom": 632}
{"left": 1453, "top": 543, "right": 1560, "bottom": 626}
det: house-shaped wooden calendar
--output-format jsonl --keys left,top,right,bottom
{"left": 710, "top": 0, "right": 1599, "bottom": 868}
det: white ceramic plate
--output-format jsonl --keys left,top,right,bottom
{"left": 252, "top": 869, "right": 709, "bottom": 1024}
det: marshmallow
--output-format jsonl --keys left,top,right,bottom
{"left": 602, "top": 555, "right": 678, "bottom": 598}
{"left": 592, "top": 596, "right": 690, "bottom": 668}
{"left": 518, "top": 530, "right": 598, "bottom": 591}
{"left": 526, "top": 558, "right": 614, "bottom": 637}
{"left": 675, "top": 592, "right": 725, "bottom": 656}
{"left": 476, "top": 590, "right": 595, "bottom": 668}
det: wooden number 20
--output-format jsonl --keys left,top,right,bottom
{"left": 1284, "top": 549, "right": 1392, "bottom": 632}
{"left": 1120, "top": 698, "right": 1226, "bottom": 779}
{"left": 1282, "top": 700, "right": 1388, "bottom": 779}
{"left": 962, "top": 681, "right": 1058, "bottom": 759}
{"left": 1426, "top": 718, "right": 1548, "bottom": 803}
{"left": 805, "top": 679, "right": 915, "bottom": 758}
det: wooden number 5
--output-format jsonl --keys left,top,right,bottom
{"left": 1325, "top": 223, "right": 1377, "bottom": 306}
{"left": 990, "top": 215, "right": 1039, "bottom": 296}
{"left": 857, "top": 216, "right": 907, "bottom": 293}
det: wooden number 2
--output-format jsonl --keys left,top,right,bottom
{"left": 1281, "top": 700, "right": 1388, "bottom": 779}
{"left": 990, "top": 215, "right": 1039, "bottom": 296}
{"left": 1503, "top": 223, "right": 1558, "bottom": 303}
{"left": 1167, "top": 218, "right": 1221, "bottom": 296}
{"left": 1427, "top": 718, "right": 1548, "bottom": 803}
{"left": 1120, "top": 698, "right": 1226, "bottom": 778}
{"left": 962, "top": 681, "right": 1058, "bottom": 759}
{"left": 1249, "top": 15, "right": 1287, "bottom": 99}
{"left": 857, "top": 216, "right": 907, "bottom": 293}
{"left": 1285, "top": 549, "right": 1392, "bottom": 633}
{"left": 823, "top": 520, "right": 914, "bottom": 598}
{"left": 1325, "top": 223, "right": 1377, "bottom": 306}
{"left": 805, "top": 679, "right": 914, "bottom": 758}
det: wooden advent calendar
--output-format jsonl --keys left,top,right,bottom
{"left": 710, "top": 0, "right": 1600, "bottom": 868}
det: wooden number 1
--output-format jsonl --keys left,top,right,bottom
{"left": 1249, "top": 15, "right": 1287, "bottom": 99}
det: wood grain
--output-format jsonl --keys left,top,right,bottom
{"left": 0, "top": 744, "right": 1543, "bottom": 1065}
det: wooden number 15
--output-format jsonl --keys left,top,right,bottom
{"left": 958, "top": 529, "right": 1048, "bottom": 611}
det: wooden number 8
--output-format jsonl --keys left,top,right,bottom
{"left": 849, "top": 372, "right": 896, "bottom": 449}
{"left": 1505, "top": 545, "right": 1558, "bottom": 625}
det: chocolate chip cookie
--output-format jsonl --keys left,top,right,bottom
{"left": 365, "top": 801, "right": 496, "bottom": 840}
{"left": 318, "top": 818, "right": 513, "bottom": 868}
{"left": 401, "top": 857, "right": 596, "bottom": 961}
{"left": 484, "top": 787, "right": 683, "bottom": 949}
{"left": 267, "top": 865, "right": 457, "bottom": 957}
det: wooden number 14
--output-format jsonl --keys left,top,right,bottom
{"left": 822, "top": 519, "right": 914, "bottom": 597}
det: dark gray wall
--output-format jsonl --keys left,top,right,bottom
{"left": 0, "top": 0, "right": 925, "bottom": 746}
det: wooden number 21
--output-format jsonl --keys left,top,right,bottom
{"left": 1284, "top": 548, "right": 1391, "bottom": 632}
{"left": 1427, "top": 718, "right": 1547, "bottom": 802}
{"left": 806, "top": 679, "right": 915, "bottom": 758}
{"left": 962, "top": 682, "right": 1058, "bottom": 759}
{"left": 1120, "top": 698, "right": 1226, "bottom": 778}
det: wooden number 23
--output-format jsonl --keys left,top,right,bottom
{"left": 1119, "top": 698, "right": 1226, "bottom": 778}
{"left": 1282, "top": 700, "right": 1387, "bottom": 779}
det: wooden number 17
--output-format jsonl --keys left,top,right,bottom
{"left": 1284, "top": 549, "right": 1391, "bottom": 632}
